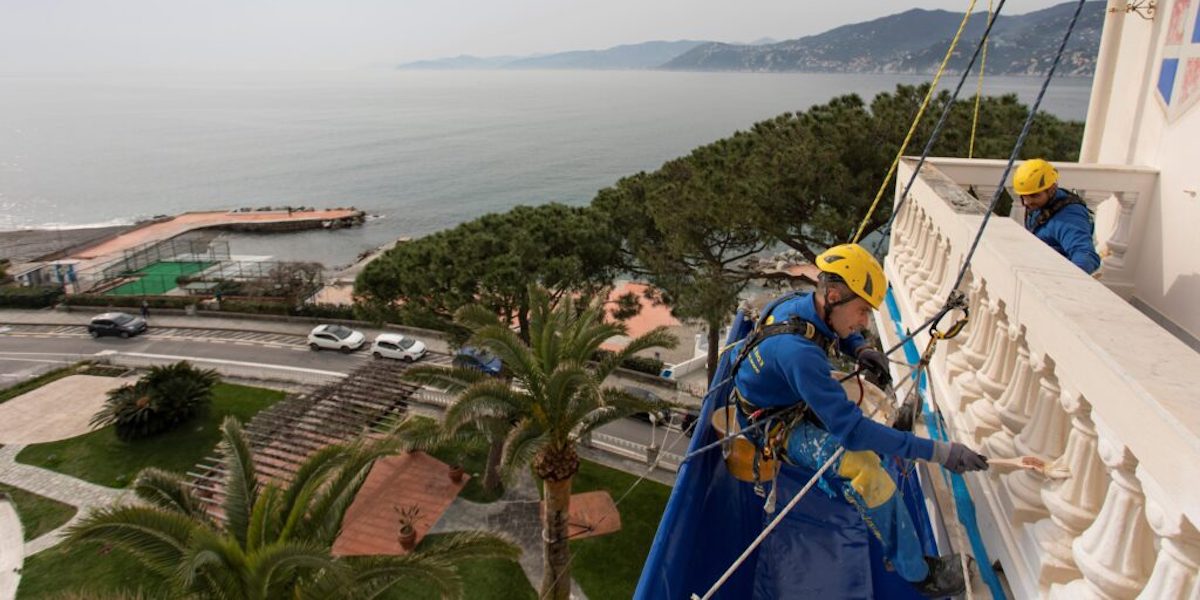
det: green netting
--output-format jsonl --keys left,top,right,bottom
{"left": 104, "top": 261, "right": 214, "bottom": 296}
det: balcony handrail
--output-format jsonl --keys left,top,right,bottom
{"left": 894, "top": 159, "right": 1200, "bottom": 526}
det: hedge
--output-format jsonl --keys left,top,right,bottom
{"left": 0, "top": 285, "right": 64, "bottom": 309}
{"left": 592, "top": 350, "right": 664, "bottom": 376}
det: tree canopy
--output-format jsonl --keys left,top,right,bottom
{"left": 355, "top": 203, "right": 621, "bottom": 339}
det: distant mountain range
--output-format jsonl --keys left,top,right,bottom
{"left": 398, "top": 1, "right": 1103, "bottom": 76}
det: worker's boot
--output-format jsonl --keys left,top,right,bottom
{"left": 912, "top": 554, "right": 966, "bottom": 598}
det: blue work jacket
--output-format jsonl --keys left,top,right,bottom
{"left": 1025, "top": 189, "right": 1101, "bottom": 274}
{"left": 732, "top": 293, "right": 935, "bottom": 461}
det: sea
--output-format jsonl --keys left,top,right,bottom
{"left": 0, "top": 69, "right": 1093, "bottom": 269}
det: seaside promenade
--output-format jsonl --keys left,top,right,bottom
{"left": 67, "top": 209, "right": 363, "bottom": 264}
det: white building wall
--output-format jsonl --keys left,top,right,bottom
{"left": 1083, "top": 0, "right": 1200, "bottom": 341}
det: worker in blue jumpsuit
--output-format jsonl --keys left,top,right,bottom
{"left": 732, "top": 243, "right": 988, "bottom": 598}
{"left": 1013, "top": 158, "right": 1101, "bottom": 274}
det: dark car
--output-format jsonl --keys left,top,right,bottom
{"left": 623, "top": 386, "right": 671, "bottom": 424}
{"left": 453, "top": 346, "right": 503, "bottom": 376}
{"left": 88, "top": 312, "right": 147, "bottom": 338}
{"left": 624, "top": 386, "right": 700, "bottom": 436}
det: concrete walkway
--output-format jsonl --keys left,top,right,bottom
{"left": 430, "top": 469, "right": 589, "bottom": 600}
{"left": 0, "top": 375, "right": 132, "bottom": 444}
{"left": 0, "top": 445, "right": 132, "bottom": 558}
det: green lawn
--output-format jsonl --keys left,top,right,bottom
{"left": 18, "top": 541, "right": 167, "bottom": 599}
{"left": 0, "top": 483, "right": 76, "bottom": 541}
{"left": 19, "top": 539, "right": 534, "bottom": 600}
{"left": 385, "top": 542, "right": 537, "bottom": 600}
{"left": 16, "top": 382, "right": 285, "bottom": 488}
{"left": 568, "top": 460, "right": 672, "bottom": 600}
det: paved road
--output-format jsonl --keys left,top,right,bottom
{"left": 0, "top": 329, "right": 689, "bottom": 462}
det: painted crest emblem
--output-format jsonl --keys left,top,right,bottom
{"left": 1158, "top": 0, "right": 1200, "bottom": 120}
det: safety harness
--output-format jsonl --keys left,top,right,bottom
{"left": 725, "top": 293, "right": 838, "bottom": 496}
{"left": 1025, "top": 189, "right": 1091, "bottom": 232}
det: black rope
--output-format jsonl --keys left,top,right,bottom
{"left": 947, "top": 0, "right": 1088, "bottom": 293}
{"left": 870, "top": 0, "right": 1010, "bottom": 255}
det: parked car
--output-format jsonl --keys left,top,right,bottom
{"left": 623, "top": 386, "right": 671, "bottom": 424}
{"left": 623, "top": 386, "right": 699, "bottom": 436}
{"left": 371, "top": 333, "right": 427, "bottom": 362}
{"left": 307, "top": 324, "right": 366, "bottom": 353}
{"left": 88, "top": 312, "right": 147, "bottom": 339}
{"left": 453, "top": 346, "right": 502, "bottom": 376}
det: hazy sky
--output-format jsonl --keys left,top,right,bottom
{"left": 2, "top": 0, "right": 1069, "bottom": 71}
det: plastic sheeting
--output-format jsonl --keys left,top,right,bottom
{"left": 635, "top": 311, "right": 938, "bottom": 599}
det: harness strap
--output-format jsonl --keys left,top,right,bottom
{"left": 1027, "top": 189, "right": 1090, "bottom": 231}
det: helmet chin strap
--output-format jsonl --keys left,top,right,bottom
{"left": 822, "top": 288, "right": 858, "bottom": 335}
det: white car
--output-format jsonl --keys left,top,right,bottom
{"left": 307, "top": 324, "right": 366, "bottom": 353}
{"left": 371, "top": 333, "right": 427, "bottom": 362}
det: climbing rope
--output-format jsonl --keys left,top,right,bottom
{"left": 850, "top": 0, "right": 979, "bottom": 244}
{"left": 968, "top": 0, "right": 994, "bottom": 159}
{"left": 869, "top": 0, "right": 1010, "bottom": 258}
{"left": 948, "top": 0, "right": 1089, "bottom": 294}
{"left": 694, "top": 1, "right": 1090, "bottom": 596}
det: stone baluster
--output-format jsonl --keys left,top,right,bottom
{"left": 918, "top": 243, "right": 958, "bottom": 321}
{"left": 1005, "top": 359, "right": 1070, "bottom": 523}
{"left": 948, "top": 295, "right": 997, "bottom": 412}
{"left": 896, "top": 208, "right": 928, "bottom": 272}
{"left": 1139, "top": 494, "right": 1200, "bottom": 599}
{"left": 914, "top": 236, "right": 950, "bottom": 318}
{"left": 1100, "top": 191, "right": 1138, "bottom": 277}
{"left": 955, "top": 302, "right": 1012, "bottom": 439}
{"left": 982, "top": 326, "right": 1036, "bottom": 459}
{"left": 962, "top": 311, "right": 1017, "bottom": 443}
{"left": 902, "top": 222, "right": 936, "bottom": 295}
{"left": 897, "top": 213, "right": 931, "bottom": 292}
{"left": 1032, "top": 391, "right": 1107, "bottom": 587}
{"left": 944, "top": 275, "right": 983, "bottom": 381}
{"left": 1051, "top": 438, "right": 1155, "bottom": 599}
{"left": 891, "top": 196, "right": 917, "bottom": 258}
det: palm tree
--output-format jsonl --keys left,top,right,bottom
{"left": 90, "top": 361, "right": 220, "bottom": 440}
{"left": 66, "top": 416, "right": 518, "bottom": 599}
{"left": 404, "top": 286, "right": 677, "bottom": 600}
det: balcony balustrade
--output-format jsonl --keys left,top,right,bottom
{"left": 878, "top": 159, "right": 1199, "bottom": 599}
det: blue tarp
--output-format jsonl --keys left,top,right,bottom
{"left": 634, "top": 311, "right": 938, "bottom": 599}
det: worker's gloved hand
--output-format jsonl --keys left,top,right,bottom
{"left": 856, "top": 348, "right": 892, "bottom": 387}
{"left": 932, "top": 441, "right": 989, "bottom": 474}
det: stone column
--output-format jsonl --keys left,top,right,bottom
{"left": 982, "top": 327, "right": 1036, "bottom": 460}
{"left": 1032, "top": 392, "right": 1106, "bottom": 587}
{"left": 1005, "top": 358, "right": 1070, "bottom": 523}
{"left": 1139, "top": 494, "right": 1200, "bottom": 599}
{"left": 1051, "top": 438, "right": 1155, "bottom": 599}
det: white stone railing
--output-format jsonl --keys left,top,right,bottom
{"left": 878, "top": 159, "right": 1200, "bottom": 599}
{"left": 918, "top": 157, "right": 1158, "bottom": 300}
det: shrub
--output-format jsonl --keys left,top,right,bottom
{"left": 90, "top": 362, "right": 220, "bottom": 440}
{"left": 591, "top": 350, "right": 664, "bottom": 376}
{"left": 0, "top": 285, "right": 63, "bottom": 309}
{"left": 63, "top": 294, "right": 192, "bottom": 310}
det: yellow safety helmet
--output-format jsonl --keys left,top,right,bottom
{"left": 815, "top": 243, "right": 887, "bottom": 309}
{"left": 1012, "top": 158, "right": 1059, "bottom": 196}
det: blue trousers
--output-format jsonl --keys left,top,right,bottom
{"left": 785, "top": 421, "right": 929, "bottom": 583}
